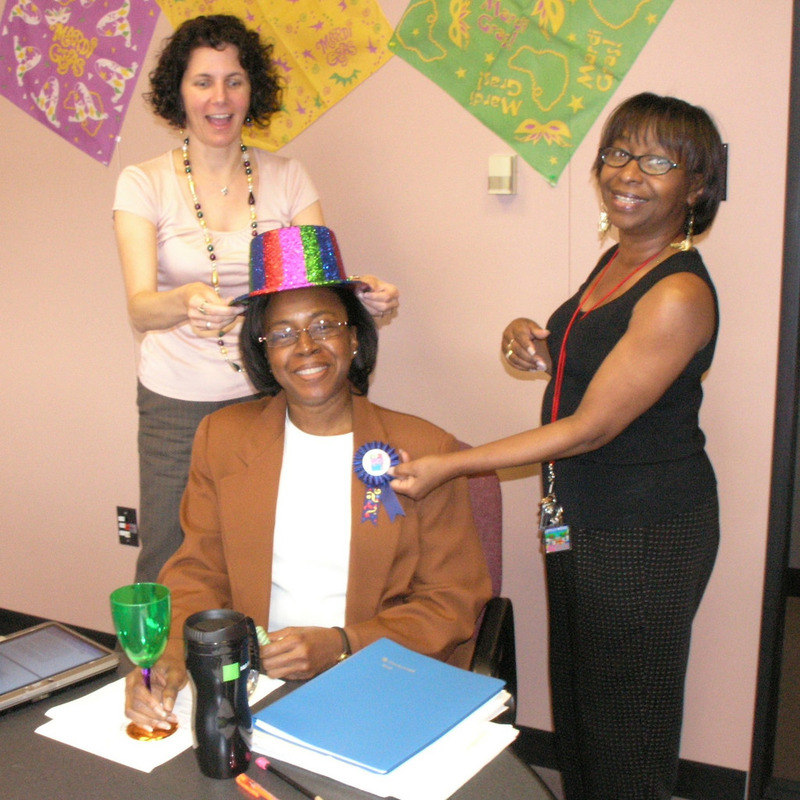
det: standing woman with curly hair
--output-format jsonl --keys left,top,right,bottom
{"left": 113, "top": 15, "right": 398, "bottom": 583}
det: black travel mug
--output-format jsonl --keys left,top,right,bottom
{"left": 184, "top": 609, "right": 259, "bottom": 779}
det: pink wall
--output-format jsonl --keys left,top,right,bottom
{"left": 0, "top": 0, "right": 791, "bottom": 773}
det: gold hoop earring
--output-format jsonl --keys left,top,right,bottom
{"left": 671, "top": 208, "right": 695, "bottom": 251}
{"left": 598, "top": 206, "right": 610, "bottom": 237}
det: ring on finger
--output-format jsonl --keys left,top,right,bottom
{"left": 205, "top": 321, "right": 211, "bottom": 330}
{"left": 199, "top": 303, "right": 207, "bottom": 315}
{"left": 506, "top": 347, "right": 514, "bottom": 360}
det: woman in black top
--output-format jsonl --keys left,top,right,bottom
{"left": 391, "top": 93, "right": 727, "bottom": 800}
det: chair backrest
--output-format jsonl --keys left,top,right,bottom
{"left": 458, "top": 441, "right": 502, "bottom": 597}
{"left": 459, "top": 442, "right": 517, "bottom": 723}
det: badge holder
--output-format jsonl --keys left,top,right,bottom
{"left": 539, "top": 462, "right": 571, "bottom": 553}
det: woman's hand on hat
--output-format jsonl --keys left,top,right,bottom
{"left": 185, "top": 284, "right": 241, "bottom": 335}
{"left": 258, "top": 626, "right": 343, "bottom": 680}
{"left": 354, "top": 274, "right": 399, "bottom": 319}
{"left": 502, "top": 318, "right": 551, "bottom": 373}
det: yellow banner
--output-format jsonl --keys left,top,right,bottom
{"left": 156, "top": 0, "right": 394, "bottom": 150}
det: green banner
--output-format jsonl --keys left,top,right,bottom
{"left": 389, "top": 0, "right": 675, "bottom": 185}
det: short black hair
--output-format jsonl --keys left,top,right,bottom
{"left": 240, "top": 286, "right": 378, "bottom": 397}
{"left": 594, "top": 92, "right": 726, "bottom": 235}
{"left": 146, "top": 15, "right": 282, "bottom": 129}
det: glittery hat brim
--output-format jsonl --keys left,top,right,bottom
{"left": 231, "top": 277, "right": 368, "bottom": 306}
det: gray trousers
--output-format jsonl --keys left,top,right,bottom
{"left": 134, "top": 382, "right": 257, "bottom": 583}
{"left": 545, "top": 495, "right": 719, "bottom": 800}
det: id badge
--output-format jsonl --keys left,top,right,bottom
{"left": 543, "top": 524, "right": 571, "bottom": 554}
{"left": 539, "top": 494, "right": 561, "bottom": 531}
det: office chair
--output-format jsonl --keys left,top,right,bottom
{"left": 459, "top": 442, "right": 518, "bottom": 726}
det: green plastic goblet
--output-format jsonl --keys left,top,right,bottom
{"left": 110, "top": 582, "right": 177, "bottom": 741}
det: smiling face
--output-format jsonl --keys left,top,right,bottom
{"left": 599, "top": 129, "right": 702, "bottom": 246}
{"left": 263, "top": 288, "right": 359, "bottom": 425}
{"left": 180, "top": 44, "right": 251, "bottom": 147}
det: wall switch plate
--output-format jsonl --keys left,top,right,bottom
{"left": 117, "top": 506, "right": 139, "bottom": 547}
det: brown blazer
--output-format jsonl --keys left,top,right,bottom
{"left": 160, "top": 392, "right": 492, "bottom": 669}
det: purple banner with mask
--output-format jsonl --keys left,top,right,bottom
{"left": 0, "top": 0, "right": 159, "bottom": 165}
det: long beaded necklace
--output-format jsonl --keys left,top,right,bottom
{"left": 182, "top": 136, "right": 257, "bottom": 373}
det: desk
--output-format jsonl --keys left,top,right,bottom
{"left": 0, "top": 668, "right": 555, "bottom": 800}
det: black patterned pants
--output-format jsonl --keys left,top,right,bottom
{"left": 545, "top": 496, "right": 719, "bottom": 800}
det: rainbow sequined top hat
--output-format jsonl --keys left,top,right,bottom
{"left": 233, "top": 225, "right": 365, "bottom": 305}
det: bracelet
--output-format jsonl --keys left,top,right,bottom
{"left": 333, "top": 626, "right": 351, "bottom": 662}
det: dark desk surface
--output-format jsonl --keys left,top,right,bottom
{"left": 0, "top": 667, "right": 555, "bottom": 800}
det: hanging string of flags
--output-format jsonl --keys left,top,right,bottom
{"left": 0, "top": 0, "right": 674, "bottom": 182}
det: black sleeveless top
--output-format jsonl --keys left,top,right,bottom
{"left": 541, "top": 247, "right": 718, "bottom": 528}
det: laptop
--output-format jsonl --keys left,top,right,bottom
{"left": 0, "top": 621, "right": 119, "bottom": 712}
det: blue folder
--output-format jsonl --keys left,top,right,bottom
{"left": 253, "top": 638, "right": 506, "bottom": 773}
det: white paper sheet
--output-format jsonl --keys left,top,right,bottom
{"left": 251, "top": 692, "right": 518, "bottom": 800}
{"left": 35, "top": 674, "right": 281, "bottom": 773}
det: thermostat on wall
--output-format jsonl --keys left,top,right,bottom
{"left": 488, "top": 154, "right": 517, "bottom": 195}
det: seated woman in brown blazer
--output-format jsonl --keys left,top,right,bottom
{"left": 124, "top": 226, "right": 491, "bottom": 733}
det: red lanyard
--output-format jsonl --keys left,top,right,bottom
{"left": 550, "top": 247, "right": 663, "bottom": 424}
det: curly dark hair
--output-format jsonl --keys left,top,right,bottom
{"left": 240, "top": 286, "right": 378, "bottom": 397}
{"left": 146, "top": 15, "right": 282, "bottom": 128}
{"left": 594, "top": 92, "right": 726, "bottom": 236}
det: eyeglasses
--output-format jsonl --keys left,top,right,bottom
{"left": 599, "top": 147, "right": 680, "bottom": 176}
{"left": 259, "top": 320, "right": 349, "bottom": 348}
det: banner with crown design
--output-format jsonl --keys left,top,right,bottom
{"left": 389, "top": 0, "right": 675, "bottom": 185}
{"left": 0, "top": 0, "right": 160, "bottom": 165}
{"left": 154, "top": 0, "right": 395, "bottom": 151}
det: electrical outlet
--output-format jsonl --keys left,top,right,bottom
{"left": 117, "top": 506, "right": 139, "bottom": 547}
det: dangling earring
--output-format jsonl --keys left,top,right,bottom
{"left": 598, "top": 205, "right": 610, "bottom": 237}
{"left": 671, "top": 208, "right": 695, "bottom": 251}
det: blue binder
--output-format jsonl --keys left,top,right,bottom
{"left": 253, "top": 638, "right": 506, "bottom": 773}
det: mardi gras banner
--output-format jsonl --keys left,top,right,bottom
{"left": 0, "top": 0, "right": 160, "bottom": 165}
{"left": 155, "top": 0, "right": 394, "bottom": 150}
{"left": 390, "top": 0, "right": 675, "bottom": 184}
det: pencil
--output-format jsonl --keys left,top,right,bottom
{"left": 262, "top": 758, "right": 325, "bottom": 800}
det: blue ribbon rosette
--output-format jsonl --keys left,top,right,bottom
{"left": 353, "top": 441, "right": 406, "bottom": 525}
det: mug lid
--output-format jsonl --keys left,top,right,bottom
{"left": 184, "top": 609, "right": 248, "bottom": 644}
